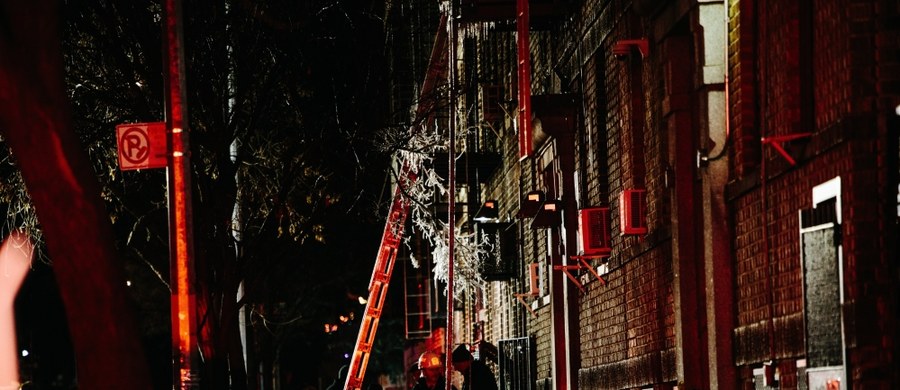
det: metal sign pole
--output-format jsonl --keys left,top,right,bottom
{"left": 163, "top": 0, "right": 200, "bottom": 387}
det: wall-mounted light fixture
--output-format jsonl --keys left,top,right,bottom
{"left": 531, "top": 200, "right": 562, "bottom": 228}
{"left": 518, "top": 190, "right": 545, "bottom": 218}
{"left": 474, "top": 200, "right": 499, "bottom": 223}
{"left": 612, "top": 38, "right": 649, "bottom": 59}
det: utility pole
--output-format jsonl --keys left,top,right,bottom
{"left": 444, "top": 2, "right": 458, "bottom": 389}
{"left": 163, "top": 0, "right": 200, "bottom": 387}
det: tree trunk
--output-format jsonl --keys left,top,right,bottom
{"left": 0, "top": 2, "right": 152, "bottom": 389}
{"left": 228, "top": 318, "right": 249, "bottom": 390}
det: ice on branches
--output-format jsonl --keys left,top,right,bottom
{"left": 393, "top": 127, "right": 489, "bottom": 300}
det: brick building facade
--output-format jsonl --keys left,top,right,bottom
{"left": 389, "top": 0, "right": 899, "bottom": 388}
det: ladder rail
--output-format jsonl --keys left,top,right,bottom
{"left": 344, "top": 13, "right": 448, "bottom": 390}
{"left": 344, "top": 164, "right": 413, "bottom": 390}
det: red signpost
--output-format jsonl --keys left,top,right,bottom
{"left": 115, "top": 122, "right": 168, "bottom": 171}
{"left": 114, "top": 0, "right": 199, "bottom": 387}
{"left": 163, "top": 0, "right": 200, "bottom": 388}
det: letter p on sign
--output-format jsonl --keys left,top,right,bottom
{"left": 116, "top": 122, "right": 168, "bottom": 170}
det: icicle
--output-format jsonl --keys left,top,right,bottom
{"left": 393, "top": 104, "right": 490, "bottom": 297}
{"left": 461, "top": 21, "right": 494, "bottom": 40}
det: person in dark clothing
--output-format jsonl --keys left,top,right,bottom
{"left": 451, "top": 344, "right": 498, "bottom": 390}
{"left": 412, "top": 351, "right": 457, "bottom": 390}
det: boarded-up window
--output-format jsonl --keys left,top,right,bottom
{"left": 800, "top": 198, "right": 843, "bottom": 368}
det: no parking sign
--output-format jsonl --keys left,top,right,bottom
{"left": 115, "top": 122, "right": 168, "bottom": 170}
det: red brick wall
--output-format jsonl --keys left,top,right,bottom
{"left": 577, "top": 246, "right": 676, "bottom": 388}
{"left": 571, "top": 0, "right": 681, "bottom": 388}
{"left": 729, "top": 0, "right": 899, "bottom": 387}
{"left": 461, "top": 0, "right": 899, "bottom": 387}
{"left": 760, "top": 1, "right": 801, "bottom": 137}
{"left": 729, "top": 0, "right": 760, "bottom": 178}
{"left": 814, "top": 0, "right": 852, "bottom": 128}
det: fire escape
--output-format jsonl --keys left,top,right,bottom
{"left": 344, "top": 1, "right": 569, "bottom": 388}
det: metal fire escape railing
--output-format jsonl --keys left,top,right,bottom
{"left": 516, "top": 0, "right": 532, "bottom": 159}
{"left": 344, "top": 14, "right": 448, "bottom": 390}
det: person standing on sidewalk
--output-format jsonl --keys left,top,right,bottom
{"left": 451, "top": 345, "right": 497, "bottom": 390}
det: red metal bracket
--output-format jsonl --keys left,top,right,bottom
{"left": 573, "top": 257, "right": 607, "bottom": 286}
{"left": 761, "top": 133, "right": 811, "bottom": 166}
{"left": 513, "top": 293, "right": 538, "bottom": 318}
{"left": 553, "top": 257, "right": 607, "bottom": 293}
{"left": 553, "top": 265, "right": 586, "bottom": 292}
{"left": 569, "top": 256, "right": 607, "bottom": 286}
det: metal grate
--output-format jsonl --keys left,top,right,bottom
{"left": 477, "top": 222, "right": 519, "bottom": 281}
{"left": 578, "top": 207, "right": 611, "bottom": 255}
{"left": 404, "top": 236, "right": 433, "bottom": 339}
{"left": 498, "top": 337, "right": 535, "bottom": 390}
{"left": 619, "top": 189, "right": 647, "bottom": 234}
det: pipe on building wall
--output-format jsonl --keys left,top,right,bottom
{"left": 516, "top": 0, "right": 533, "bottom": 159}
{"left": 697, "top": 0, "right": 736, "bottom": 388}
{"left": 664, "top": 26, "right": 708, "bottom": 388}
{"left": 755, "top": 0, "right": 777, "bottom": 364}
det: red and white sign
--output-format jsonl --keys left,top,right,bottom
{"left": 116, "top": 122, "right": 168, "bottom": 170}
